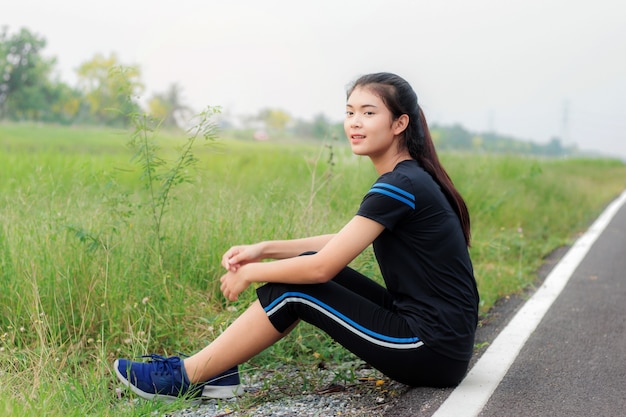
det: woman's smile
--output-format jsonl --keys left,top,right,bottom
{"left": 350, "top": 134, "right": 366, "bottom": 144}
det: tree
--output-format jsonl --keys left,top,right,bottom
{"left": 45, "top": 81, "right": 82, "bottom": 124}
{"left": 545, "top": 137, "right": 564, "bottom": 156}
{"left": 311, "top": 113, "right": 330, "bottom": 139}
{"left": 76, "top": 53, "right": 143, "bottom": 126}
{"left": 258, "top": 108, "right": 290, "bottom": 132}
{"left": 471, "top": 135, "right": 484, "bottom": 151}
{"left": 0, "top": 26, "right": 55, "bottom": 120}
{"left": 147, "top": 83, "right": 191, "bottom": 128}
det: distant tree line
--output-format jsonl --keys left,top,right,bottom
{"left": 429, "top": 123, "right": 575, "bottom": 157}
{"left": 1, "top": 26, "right": 573, "bottom": 156}
{"left": 0, "top": 26, "right": 186, "bottom": 127}
{"left": 222, "top": 114, "right": 573, "bottom": 157}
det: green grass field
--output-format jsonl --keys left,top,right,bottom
{"left": 1, "top": 122, "right": 625, "bottom": 416}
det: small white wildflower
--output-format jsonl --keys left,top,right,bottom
{"left": 87, "top": 338, "right": 94, "bottom": 344}
{"left": 142, "top": 297, "right": 149, "bottom": 305}
{"left": 19, "top": 327, "right": 25, "bottom": 333}
{"left": 124, "top": 338, "right": 132, "bottom": 344}
{"left": 227, "top": 306, "right": 238, "bottom": 312}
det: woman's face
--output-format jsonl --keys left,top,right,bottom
{"left": 344, "top": 86, "right": 399, "bottom": 158}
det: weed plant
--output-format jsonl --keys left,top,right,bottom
{"left": 1, "top": 123, "right": 625, "bottom": 415}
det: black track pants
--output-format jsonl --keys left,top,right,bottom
{"left": 256, "top": 265, "right": 469, "bottom": 387}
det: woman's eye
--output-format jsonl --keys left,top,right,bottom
{"left": 345, "top": 111, "right": 354, "bottom": 117}
{"left": 364, "top": 111, "right": 374, "bottom": 116}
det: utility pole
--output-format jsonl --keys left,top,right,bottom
{"left": 561, "top": 100, "right": 570, "bottom": 146}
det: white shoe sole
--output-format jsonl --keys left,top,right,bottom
{"left": 201, "top": 384, "right": 242, "bottom": 399}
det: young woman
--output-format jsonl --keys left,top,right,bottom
{"left": 114, "top": 72, "right": 479, "bottom": 401}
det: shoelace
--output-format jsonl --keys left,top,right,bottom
{"left": 137, "top": 352, "right": 188, "bottom": 359}
{"left": 139, "top": 354, "right": 238, "bottom": 384}
{"left": 139, "top": 354, "right": 183, "bottom": 378}
{"left": 140, "top": 353, "right": 177, "bottom": 362}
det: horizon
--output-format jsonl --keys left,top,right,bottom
{"left": 3, "top": 0, "right": 626, "bottom": 159}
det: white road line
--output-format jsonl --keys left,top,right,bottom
{"left": 432, "top": 190, "right": 626, "bottom": 417}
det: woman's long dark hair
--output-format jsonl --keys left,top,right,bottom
{"left": 347, "top": 72, "right": 471, "bottom": 246}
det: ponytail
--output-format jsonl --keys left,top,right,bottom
{"left": 413, "top": 107, "right": 471, "bottom": 246}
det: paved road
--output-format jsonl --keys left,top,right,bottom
{"left": 389, "top": 191, "right": 626, "bottom": 417}
{"left": 479, "top": 194, "right": 626, "bottom": 417}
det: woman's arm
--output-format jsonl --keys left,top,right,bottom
{"left": 221, "top": 234, "right": 336, "bottom": 272}
{"left": 259, "top": 234, "right": 337, "bottom": 259}
{"left": 220, "top": 216, "right": 384, "bottom": 301}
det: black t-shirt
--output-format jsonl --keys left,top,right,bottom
{"left": 356, "top": 160, "right": 479, "bottom": 361}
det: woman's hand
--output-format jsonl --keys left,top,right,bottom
{"left": 221, "top": 243, "right": 264, "bottom": 272}
{"left": 220, "top": 244, "right": 263, "bottom": 301}
{"left": 220, "top": 267, "right": 251, "bottom": 301}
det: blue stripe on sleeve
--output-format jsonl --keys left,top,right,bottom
{"left": 372, "top": 183, "right": 415, "bottom": 201}
{"left": 368, "top": 183, "right": 415, "bottom": 209}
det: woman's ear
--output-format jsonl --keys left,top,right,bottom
{"left": 393, "top": 114, "right": 409, "bottom": 135}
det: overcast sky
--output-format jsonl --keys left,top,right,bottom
{"left": 4, "top": 0, "right": 626, "bottom": 158}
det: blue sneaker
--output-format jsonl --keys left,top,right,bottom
{"left": 114, "top": 354, "right": 241, "bottom": 401}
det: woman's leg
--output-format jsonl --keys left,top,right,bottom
{"left": 181, "top": 266, "right": 388, "bottom": 384}
{"left": 185, "top": 266, "right": 467, "bottom": 388}
{"left": 256, "top": 268, "right": 469, "bottom": 387}
{"left": 182, "top": 300, "right": 296, "bottom": 383}
{"left": 330, "top": 265, "right": 394, "bottom": 308}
